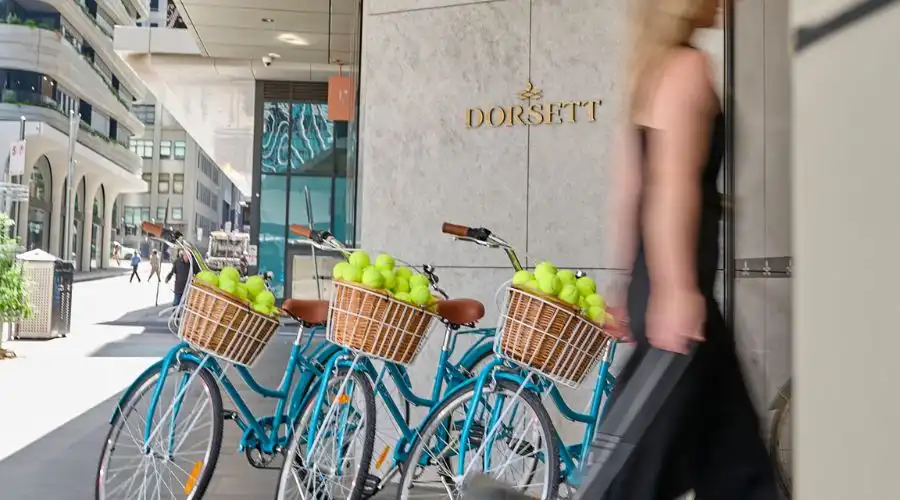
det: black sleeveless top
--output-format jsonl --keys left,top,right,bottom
{"left": 626, "top": 109, "right": 726, "bottom": 339}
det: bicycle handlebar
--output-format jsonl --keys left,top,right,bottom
{"left": 442, "top": 222, "right": 523, "bottom": 272}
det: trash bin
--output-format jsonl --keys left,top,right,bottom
{"left": 53, "top": 260, "right": 74, "bottom": 336}
{"left": 15, "top": 249, "right": 67, "bottom": 339}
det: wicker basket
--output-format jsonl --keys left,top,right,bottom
{"left": 496, "top": 285, "right": 609, "bottom": 388}
{"left": 179, "top": 281, "right": 281, "bottom": 367}
{"left": 327, "top": 280, "right": 438, "bottom": 365}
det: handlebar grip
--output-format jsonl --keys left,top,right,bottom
{"left": 142, "top": 221, "right": 164, "bottom": 237}
{"left": 442, "top": 222, "right": 471, "bottom": 238}
{"left": 289, "top": 224, "right": 312, "bottom": 238}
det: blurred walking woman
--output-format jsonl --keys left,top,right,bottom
{"left": 604, "top": 0, "right": 779, "bottom": 498}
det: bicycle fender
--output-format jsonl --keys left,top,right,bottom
{"left": 110, "top": 359, "right": 165, "bottom": 424}
{"left": 458, "top": 341, "right": 494, "bottom": 372}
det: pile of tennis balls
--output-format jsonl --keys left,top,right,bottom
{"left": 512, "top": 262, "right": 607, "bottom": 324}
{"left": 195, "top": 267, "right": 280, "bottom": 317}
{"left": 332, "top": 251, "right": 437, "bottom": 309}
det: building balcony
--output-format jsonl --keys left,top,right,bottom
{"left": 43, "top": 0, "right": 147, "bottom": 100}
{"left": 97, "top": 0, "right": 134, "bottom": 27}
{"left": 122, "top": 0, "right": 148, "bottom": 21}
{"left": 0, "top": 23, "right": 144, "bottom": 135}
{"left": 0, "top": 93, "right": 142, "bottom": 175}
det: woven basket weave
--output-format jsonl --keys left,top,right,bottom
{"left": 497, "top": 285, "right": 609, "bottom": 388}
{"left": 327, "top": 280, "right": 437, "bottom": 365}
{"left": 179, "top": 281, "right": 280, "bottom": 367}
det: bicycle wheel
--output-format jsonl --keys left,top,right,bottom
{"left": 276, "top": 367, "right": 376, "bottom": 500}
{"left": 770, "top": 392, "right": 792, "bottom": 498}
{"left": 398, "top": 378, "right": 559, "bottom": 500}
{"left": 96, "top": 359, "right": 224, "bottom": 500}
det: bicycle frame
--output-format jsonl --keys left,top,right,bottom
{"left": 113, "top": 326, "right": 340, "bottom": 456}
{"left": 304, "top": 325, "right": 497, "bottom": 484}
{"left": 457, "top": 339, "right": 618, "bottom": 486}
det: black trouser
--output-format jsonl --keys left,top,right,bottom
{"left": 129, "top": 265, "right": 141, "bottom": 282}
{"left": 603, "top": 301, "right": 778, "bottom": 500}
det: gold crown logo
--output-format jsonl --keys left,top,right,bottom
{"left": 518, "top": 81, "right": 543, "bottom": 101}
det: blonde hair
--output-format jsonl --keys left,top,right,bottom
{"left": 627, "top": 0, "right": 713, "bottom": 119}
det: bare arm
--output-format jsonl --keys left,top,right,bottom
{"left": 609, "top": 124, "right": 643, "bottom": 275}
{"left": 642, "top": 50, "right": 714, "bottom": 294}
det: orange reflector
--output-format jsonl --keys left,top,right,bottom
{"left": 335, "top": 394, "right": 351, "bottom": 404}
{"left": 375, "top": 445, "right": 391, "bottom": 469}
{"left": 184, "top": 460, "right": 203, "bottom": 494}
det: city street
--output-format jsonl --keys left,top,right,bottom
{"left": 0, "top": 264, "right": 289, "bottom": 499}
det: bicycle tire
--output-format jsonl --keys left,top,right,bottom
{"left": 769, "top": 392, "right": 792, "bottom": 498}
{"left": 275, "top": 367, "right": 376, "bottom": 500}
{"left": 96, "top": 359, "right": 224, "bottom": 500}
{"left": 398, "top": 378, "right": 560, "bottom": 500}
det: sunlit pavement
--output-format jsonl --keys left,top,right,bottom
{"left": 0, "top": 268, "right": 303, "bottom": 499}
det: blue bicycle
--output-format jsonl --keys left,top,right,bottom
{"left": 274, "top": 225, "right": 497, "bottom": 500}
{"left": 396, "top": 223, "right": 618, "bottom": 499}
{"left": 94, "top": 223, "right": 345, "bottom": 500}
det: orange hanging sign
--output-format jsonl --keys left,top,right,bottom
{"left": 328, "top": 75, "right": 354, "bottom": 121}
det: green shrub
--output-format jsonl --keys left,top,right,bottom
{"left": 0, "top": 214, "right": 30, "bottom": 357}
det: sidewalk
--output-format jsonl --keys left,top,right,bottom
{"left": 73, "top": 266, "right": 130, "bottom": 283}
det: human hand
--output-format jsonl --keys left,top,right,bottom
{"left": 646, "top": 286, "right": 706, "bottom": 354}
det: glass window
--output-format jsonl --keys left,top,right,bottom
{"left": 142, "top": 173, "right": 152, "bottom": 193}
{"left": 173, "top": 141, "right": 186, "bottom": 160}
{"left": 291, "top": 103, "right": 334, "bottom": 173}
{"left": 157, "top": 206, "right": 166, "bottom": 220}
{"left": 172, "top": 207, "right": 183, "bottom": 220}
{"left": 159, "top": 140, "right": 171, "bottom": 158}
{"left": 129, "top": 139, "right": 153, "bottom": 158}
{"left": 158, "top": 173, "right": 170, "bottom": 193}
{"left": 288, "top": 176, "right": 333, "bottom": 238}
{"left": 262, "top": 101, "right": 290, "bottom": 173}
{"left": 259, "top": 174, "right": 287, "bottom": 298}
{"left": 173, "top": 173, "right": 184, "bottom": 194}
{"left": 133, "top": 104, "right": 154, "bottom": 124}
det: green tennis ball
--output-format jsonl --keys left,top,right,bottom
{"left": 375, "top": 253, "right": 395, "bottom": 271}
{"left": 579, "top": 296, "right": 587, "bottom": 309}
{"left": 244, "top": 275, "right": 265, "bottom": 298}
{"left": 235, "top": 283, "right": 249, "bottom": 301}
{"left": 343, "top": 264, "right": 363, "bottom": 283}
{"left": 394, "top": 292, "right": 412, "bottom": 303}
{"left": 410, "top": 286, "right": 431, "bottom": 306}
{"left": 576, "top": 276, "right": 597, "bottom": 296}
{"left": 219, "top": 266, "right": 240, "bottom": 283}
{"left": 585, "top": 294, "right": 605, "bottom": 310}
{"left": 534, "top": 261, "right": 557, "bottom": 279}
{"left": 219, "top": 279, "right": 237, "bottom": 295}
{"left": 255, "top": 291, "right": 276, "bottom": 308}
{"left": 348, "top": 250, "right": 370, "bottom": 269}
{"left": 512, "top": 270, "right": 533, "bottom": 286}
{"left": 524, "top": 280, "right": 540, "bottom": 292}
{"left": 394, "top": 276, "right": 410, "bottom": 293}
{"left": 537, "top": 273, "right": 562, "bottom": 296}
{"left": 409, "top": 274, "right": 430, "bottom": 289}
{"left": 252, "top": 302, "right": 270, "bottom": 315}
{"left": 395, "top": 267, "right": 413, "bottom": 280}
{"left": 558, "top": 284, "right": 579, "bottom": 305}
{"left": 362, "top": 266, "right": 385, "bottom": 289}
{"left": 332, "top": 261, "right": 349, "bottom": 280}
{"left": 557, "top": 269, "right": 576, "bottom": 286}
{"left": 381, "top": 269, "right": 397, "bottom": 290}
{"left": 587, "top": 306, "right": 605, "bottom": 324}
{"left": 197, "top": 271, "right": 218, "bottom": 287}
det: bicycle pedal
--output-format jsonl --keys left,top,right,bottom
{"left": 222, "top": 410, "right": 238, "bottom": 420}
{"left": 360, "top": 473, "right": 382, "bottom": 499}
